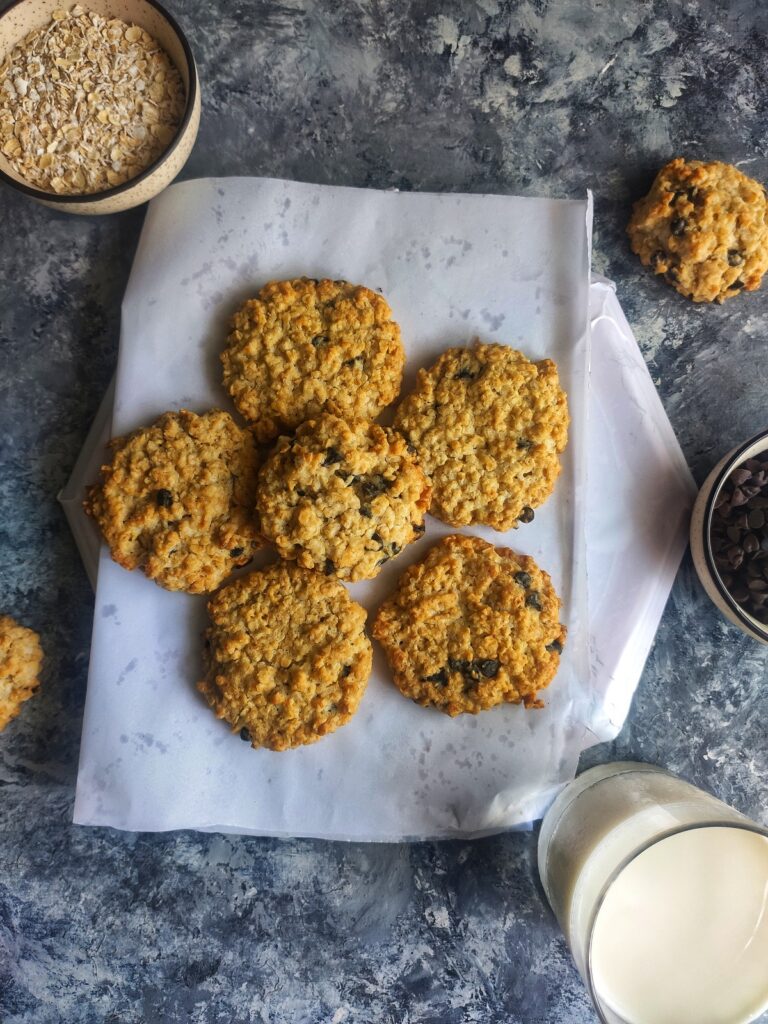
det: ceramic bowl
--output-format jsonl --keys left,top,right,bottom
{"left": 0, "top": 0, "right": 200, "bottom": 214}
{"left": 690, "top": 428, "right": 768, "bottom": 643}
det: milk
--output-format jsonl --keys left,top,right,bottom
{"left": 591, "top": 827, "right": 768, "bottom": 1024}
{"left": 538, "top": 763, "right": 768, "bottom": 1024}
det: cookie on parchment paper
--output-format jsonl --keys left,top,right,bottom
{"left": 84, "top": 409, "right": 263, "bottom": 594}
{"left": 198, "top": 563, "right": 372, "bottom": 751}
{"left": 372, "top": 534, "right": 566, "bottom": 716}
{"left": 627, "top": 157, "right": 768, "bottom": 303}
{"left": 0, "top": 616, "right": 43, "bottom": 731}
{"left": 221, "top": 278, "right": 405, "bottom": 442}
{"left": 393, "top": 342, "right": 568, "bottom": 530}
{"left": 257, "top": 410, "right": 431, "bottom": 581}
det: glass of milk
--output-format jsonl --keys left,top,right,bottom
{"left": 538, "top": 762, "right": 768, "bottom": 1024}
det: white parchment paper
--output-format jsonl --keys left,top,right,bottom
{"left": 72, "top": 176, "right": 598, "bottom": 838}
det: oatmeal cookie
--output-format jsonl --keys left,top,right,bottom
{"left": 373, "top": 535, "right": 566, "bottom": 715}
{"left": 221, "top": 278, "right": 405, "bottom": 442}
{"left": 0, "top": 616, "right": 42, "bottom": 731}
{"left": 627, "top": 158, "right": 768, "bottom": 302}
{"left": 393, "top": 342, "right": 568, "bottom": 530}
{"left": 258, "top": 411, "right": 431, "bottom": 581}
{"left": 198, "top": 563, "right": 372, "bottom": 750}
{"left": 84, "top": 409, "right": 263, "bottom": 594}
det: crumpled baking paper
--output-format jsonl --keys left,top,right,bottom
{"left": 59, "top": 177, "right": 692, "bottom": 839}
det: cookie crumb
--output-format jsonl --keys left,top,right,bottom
{"left": 0, "top": 616, "right": 42, "bottom": 731}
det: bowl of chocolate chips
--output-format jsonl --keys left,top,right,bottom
{"left": 691, "top": 429, "right": 768, "bottom": 642}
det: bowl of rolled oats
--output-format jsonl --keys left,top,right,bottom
{"left": 0, "top": 0, "right": 200, "bottom": 214}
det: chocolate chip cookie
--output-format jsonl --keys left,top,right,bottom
{"left": 372, "top": 534, "right": 566, "bottom": 716}
{"left": 628, "top": 158, "right": 768, "bottom": 302}
{"left": 258, "top": 411, "right": 431, "bottom": 581}
{"left": 393, "top": 342, "right": 568, "bottom": 530}
{"left": 84, "top": 409, "right": 263, "bottom": 594}
{"left": 221, "top": 278, "right": 405, "bottom": 442}
{"left": 198, "top": 563, "right": 372, "bottom": 750}
{"left": 0, "top": 616, "right": 42, "bottom": 731}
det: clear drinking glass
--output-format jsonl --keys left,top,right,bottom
{"left": 538, "top": 762, "right": 768, "bottom": 1024}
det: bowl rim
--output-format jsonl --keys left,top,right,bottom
{"left": 702, "top": 425, "right": 768, "bottom": 642}
{"left": 0, "top": 0, "right": 197, "bottom": 205}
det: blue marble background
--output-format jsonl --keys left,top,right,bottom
{"left": 1, "top": 1, "right": 767, "bottom": 1021}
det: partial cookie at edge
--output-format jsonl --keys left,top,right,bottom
{"left": 0, "top": 616, "right": 43, "bottom": 731}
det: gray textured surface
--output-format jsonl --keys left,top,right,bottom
{"left": 1, "top": 1, "right": 767, "bottom": 1021}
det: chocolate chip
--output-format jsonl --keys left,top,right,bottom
{"left": 729, "top": 279, "right": 744, "bottom": 291}
{"left": 729, "top": 488, "right": 744, "bottom": 507}
{"left": 343, "top": 356, "right": 362, "bottom": 367}
{"left": 296, "top": 487, "right": 308, "bottom": 497}
{"left": 239, "top": 727, "right": 251, "bottom": 742}
{"left": 357, "top": 475, "right": 392, "bottom": 499}
{"left": 342, "top": 665, "right": 352, "bottom": 677}
{"left": 311, "top": 335, "right": 328, "bottom": 347}
{"left": 546, "top": 639, "right": 563, "bottom": 654}
{"left": 447, "top": 658, "right": 500, "bottom": 682}
{"left": 526, "top": 592, "right": 542, "bottom": 610}
{"left": 412, "top": 522, "right": 426, "bottom": 533}
{"left": 731, "top": 466, "right": 752, "bottom": 486}
{"left": 324, "top": 558, "right": 335, "bottom": 575}
{"left": 323, "top": 448, "right": 344, "bottom": 466}
{"left": 424, "top": 669, "right": 448, "bottom": 686}
{"left": 517, "top": 438, "right": 533, "bottom": 450}
{"left": 727, "top": 546, "right": 744, "bottom": 569}
{"left": 371, "top": 531, "right": 383, "bottom": 544}
{"left": 230, "top": 547, "right": 244, "bottom": 557}
{"left": 454, "top": 368, "right": 477, "bottom": 380}
{"left": 514, "top": 571, "right": 532, "bottom": 588}
{"left": 359, "top": 505, "right": 372, "bottom": 518}
{"left": 155, "top": 488, "right": 173, "bottom": 507}
{"left": 519, "top": 506, "right": 535, "bottom": 524}
{"left": 670, "top": 217, "right": 687, "bottom": 236}
{"left": 728, "top": 250, "right": 744, "bottom": 267}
